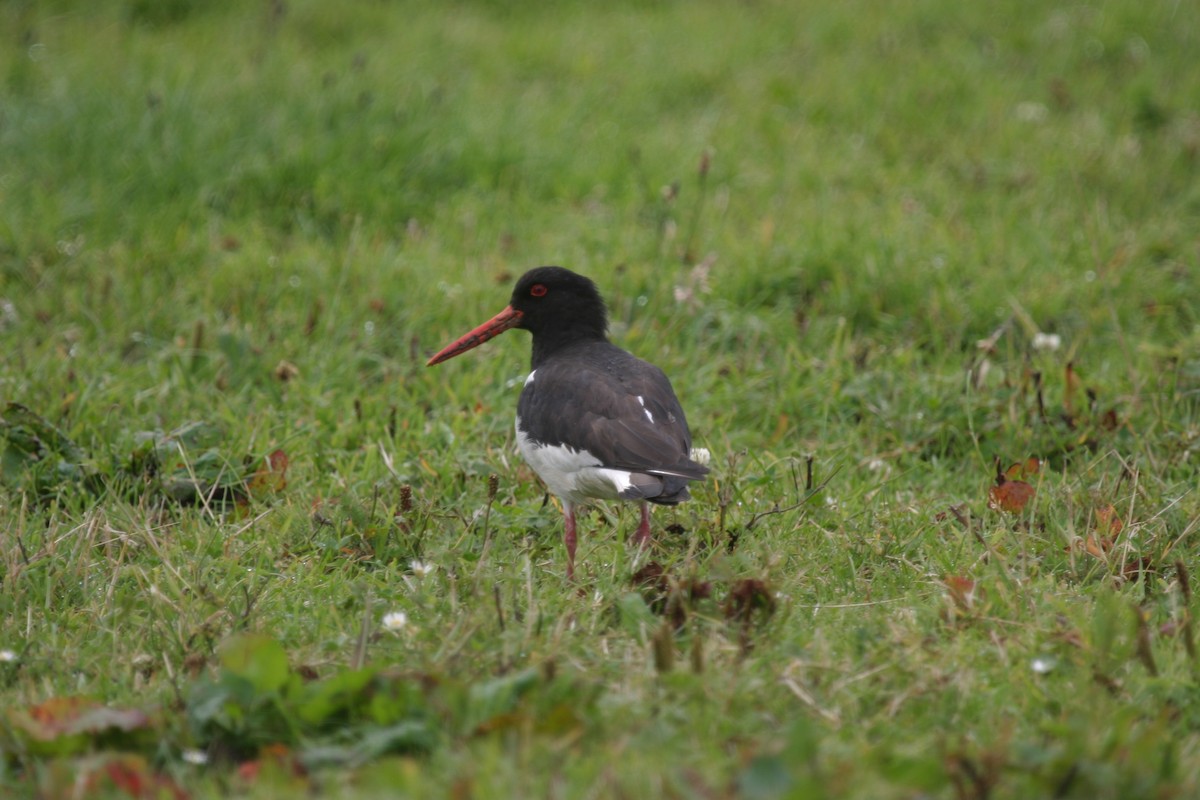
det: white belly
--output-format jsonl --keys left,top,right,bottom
{"left": 515, "top": 419, "right": 634, "bottom": 505}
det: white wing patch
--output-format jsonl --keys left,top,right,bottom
{"left": 524, "top": 370, "right": 537, "bottom": 387}
{"left": 636, "top": 395, "right": 655, "bottom": 424}
{"left": 516, "top": 420, "right": 633, "bottom": 504}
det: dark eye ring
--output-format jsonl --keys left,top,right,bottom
{"left": 530, "top": 284, "right": 548, "bottom": 297}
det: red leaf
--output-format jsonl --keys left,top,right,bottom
{"left": 988, "top": 479, "right": 1035, "bottom": 513}
{"left": 989, "top": 456, "right": 1039, "bottom": 513}
{"left": 237, "top": 743, "right": 308, "bottom": 787}
{"left": 14, "top": 697, "right": 150, "bottom": 740}
{"left": 89, "top": 754, "right": 190, "bottom": 800}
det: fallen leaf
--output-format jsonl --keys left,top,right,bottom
{"left": 8, "top": 697, "right": 154, "bottom": 757}
{"left": 631, "top": 562, "right": 669, "bottom": 613}
{"left": 1004, "top": 457, "right": 1041, "bottom": 481}
{"left": 88, "top": 754, "right": 190, "bottom": 800}
{"left": 988, "top": 479, "right": 1035, "bottom": 513}
{"left": 943, "top": 575, "right": 982, "bottom": 611}
{"left": 1083, "top": 534, "right": 1112, "bottom": 558}
{"left": 1064, "top": 361, "right": 1082, "bottom": 417}
{"left": 1121, "top": 556, "right": 1155, "bottom": 583}
{"left": 237, "top": 743, "right": 308, "bottom": 786}
{"left": 724, "top": 579, "right": 776, "bottom": 625}
{"left": 989, "top": 457, "right": 1039, "bottom": 513}
{"left": 1094, "top": 504, "right": 1124, "bottom": 536}
{"left": 246, "top": 449, "right": 289, "bottom": 496}
{"left": 1078, "top": 504, "right": 1125, "bottom": 558}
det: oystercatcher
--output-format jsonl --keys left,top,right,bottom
{"left": 427, "top": 267, "right": 708, "bottom": 579}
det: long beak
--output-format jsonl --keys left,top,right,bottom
{"left": 426, "top": 306, "right": 524, "bottom": 366}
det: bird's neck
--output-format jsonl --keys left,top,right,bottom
{"left": 529, "top": 327, "right": 608, "bottom": 369}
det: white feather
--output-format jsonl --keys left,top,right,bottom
{"left": 636, "top": 395, "right": 655, "bottom": 424}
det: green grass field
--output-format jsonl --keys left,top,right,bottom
{"left": 2, "top": 0, "right": 1199, "bottom": 796}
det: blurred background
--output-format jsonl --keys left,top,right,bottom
{"left": 1, "top": 0, "right": 1197, "bottom": 486}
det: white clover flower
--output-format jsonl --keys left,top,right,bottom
{"left": 381, "top": 611, "right": 409, "bottom": 632}
{"left": 182, "top": 749, "right": 209, "bottom": 765}
{"left": 0, "top": 649, "right": 16, "bottom": 663}
{"left": 1030, "top": 656, "right": 1056, "bottom": 674}
{"left": 1032, "top": 332, "right": 1062, "bottom": 352}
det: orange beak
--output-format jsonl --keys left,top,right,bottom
{"left": 426, "top": 306, "right": 524, "bottom": 366}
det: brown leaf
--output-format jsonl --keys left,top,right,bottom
{"left": 1083, "top": 534, "right": 1112, "bottom": 558}
{"left": 1002, "top": 457, "right": 1040, "bottom": 481}
{"left": 1094, "top": 504, "right": 1124, "bottom": 536}
{"left": 1079, "top": 504, "right": 1124, "bottom": 557}
{"left": 237, "top": 743, "right": 308, "bottom": 786}
{"left": 1122, "top": 556, "right": 1154, "bottom": 583}
{"left": 631, "top": 562, "right": 669, "bottom": 613}
{"left": 15, "top": 697, "right": 150, "bottom": 740}
{"left": 988, "top": 479, "right": 1035, "bottom": 513}
{"left": 1064, "top": 361, "right": 1082, "bottom": 416}
{"left": 943, "top": 575, "right": 982, "bottom": 611}
{"left": 247, "top": 449, "right": 289, "bottom": 496}
{"left": 989, "top": 456, "right": 1040, "bottom": 513}
{"left": 723, "top": 579, "right": 776, "bottom": 625}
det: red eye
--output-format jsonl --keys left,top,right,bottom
{"left": 530, "top": 284, "right": 548, "bottom": 297}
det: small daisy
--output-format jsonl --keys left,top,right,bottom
{"left": 182, "top": 749, "right": 209, "bottom": 766}
{"left": 410, "top": 560, "right": 435, "bottom": 578}
{"left": 1032, "top": 332, "right": 1062, "bottom": 352}
{"left": 381, "top": 611, "right": 409, "bottom": 632}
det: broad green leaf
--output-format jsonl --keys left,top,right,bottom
{"left": 219, "top": 634, "right": 291, "bottom": 694}
{"left": 294, "top": 666, "right": 379, "bottom": 727}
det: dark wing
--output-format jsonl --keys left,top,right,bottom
{"left": 517, "top": 344, "right": 708, "bottom": 481}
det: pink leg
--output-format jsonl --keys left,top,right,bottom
{"left": 563, "top": 504, "right": 577, "bottom": 580}
{"left": 634, "top": 503, "right": 652, "bottom": 548}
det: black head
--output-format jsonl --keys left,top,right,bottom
{"left": 426, "top": 266, "right": 610, "bottom": 368}
{"left": 510, "top": 267, "right": 608, "bottom": 343}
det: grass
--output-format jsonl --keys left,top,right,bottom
{"left": 1, "top": 0, "right": 1199, "bottom": 796}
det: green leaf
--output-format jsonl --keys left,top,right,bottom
{"left": 0, "top": 402, "right": 99, "bottom": 499}
{"left": 294, "top": 666, "right": 378, "bottom": 727}
{"left": 219, "top": 634, "right": 291, "bottom": 694}
{"left": 462, "top": 668, "right": 539, "bottom": 733}
{"left": 352, "top": 720, "right": 436, "bottom": 760}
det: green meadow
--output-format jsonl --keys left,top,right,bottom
{"left": 2, "top": 0, "right": 1199, "bottom": 796}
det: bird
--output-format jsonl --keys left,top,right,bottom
{"left": 426, "top": 266, "right": 709, "bottom": 579}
